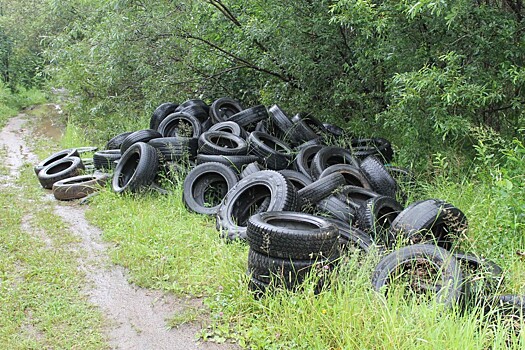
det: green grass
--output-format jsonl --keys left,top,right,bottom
{"left": 0, "top": 164, "right": 107, "bottom": 349}
{"left": 7, "top": 100, "right": 525, "bottom": 349}
{"left": 85, "top": 169, "right": 525, "bottom": 349}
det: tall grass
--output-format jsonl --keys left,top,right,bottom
{"left": 85, "top": 135, "right": 525, "bottom": 348}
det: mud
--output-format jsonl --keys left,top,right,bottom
{"left": 1, "top": 113, "right": 238, "bottom": 350}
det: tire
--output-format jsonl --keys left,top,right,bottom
{"left": 195, "top": 154, "right": 260, "bottom": 173}
{"left": 292, "top": 113, "right": 327, "bottom": 136}
{"left": 201, "top": 117, "right": 213, "bottom": 132}
{"left": 351, "top": 137, "right": 394, "bottom": 164}
{"left": 93, "top": 150, "right": 122, "bottom": 170}
{"left": 247, "top": 248, "right": 337, "bottom": 289}
{"left": 175, "top": 99, "right": 209, "bottom": 115}
{"left": 247, "top": 275, "right": 269, "bottom": 296}
{"left": 323, "top": 123, "right": 345, "bottom": 137}
{"left": 76, "top": 146, "right": 98, "bottom": 154}
{"left": 228, "top": 105, "right": 268, "bottom": 128}
{"left": 240, "top": 161, "right": 264, "bottom": 179}
{"left": 216, "top": 170, "right": 298, "bottom": 241}
{"left": 183, "top": 162, "right": 238, "bottom": 215}
{"left": 37, "top": 156, "right": 85, "bottom": 189}
{"left": 112, "top": 142, "right": 159, "bottom": 193}
{"left": 288, "top": 114, "right": 318, "bottom": 144}
{"left": 268, "top": 104, "right": 293, "bottom": 138}
{"left": 298, "top": 172, "right": 346, "bottom": 208}
{"left": 150, "top": 102, "right": 178, "bottom": 130}
{"left": 278, "top": 170, "right": 313, "bottom": 190}
{"left": 52, "top": 173, "right": 109, "bottom": 201}
{"left": 316, "top": 195, "right": 355, "bottom": 223}
{"left": 390, "top": 199, "right": 468, "bottom": 250}
{"left": 294, "top": 144, "right": 322, "bottom": 179}
{"left": 310, "top": 146, "right": 360, "bottom": 180}
{"left": 246, "top": 211, "right": 339, "bottom": 259}
{"left": 324, "top": 217, "right": 375, "bottom": 253}
{"left": 488, "top": 295, "right": 525, "bottom": 317}
{"left": 336, "top": 185, "right": 380, "bottom": 211}
{"left": 294, "top": 138, "right": 325, "bottom": 151}
{"left": 106, "top": 132, "right": 133, "bottom": 150}
{"left": 210, "top": 97, "right": 243, "bottom": 124}
{"left": 34, "top": 148, "right": 80, "bottom": 175}
{"left": 120, "top": 129, "right": 162, "bottom": 154}
{"left": 198, "top": 131, "right": 248, "bottom": 156}
{"left": 208, "top": 121, "right": 245, "bottom": 137}
{"left": 148, "top": 137, "right": 198, "bottom": 161}
{"left": 359, "top": 155, "right": 397, "bottom": 198}
{"left": 177, "top": 105, "right": 208, "bottom": 123}
{"left": 247, "top": 131, "right": 293, "bottom": 170}
{"left": 355, "top": 196, "right": 403, "bottom": 246}
{"left": 371, "top": 244, "right": 463, "bottom": 308}
{"left": 453, "top": 252, "right": 503, "bottom": 305}
{"left": 320, "top": 164, "right": 371, "bottom": 189}
{"left": 158, "top": 112, "right": 202, "bottom": 138}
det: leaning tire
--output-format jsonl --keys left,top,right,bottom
{"left": 158, "top": 112, "right": 202, "bottom": 138}
{"left": 150, "top": 102, "right": 178, "bottom": 130}
{"left": 120, "top": 129, "right": 162, "bottom": 154}
{"left": 183, "top": 162, "right": 238, "bottom": 215}
{"left": 359, "top": 155, "right": 397, "bottom": 198}
{"left": 319, "top": 164, "right": 371, "bottom": 189}
{"left": 390, "top": 199, "right": 467, "bottom": 250}
{"left": 310, "top": 146, "right": 359, "bottom": 180}
{"left": 247, "top": 131, "right": 293, "bottom": 170}
{"left": 210, "top": 97, "right": 243, "bottom": 124}
{"left": 298, "top": 172, "right": 346, "bottom": 209}
{"left": 195, "top": 154, "right": 260, "bottom": 173}
{"left": 355, "top": 196, "right": 403, "bottom": 246}
{"left": 112, "top": 142, "right": 159, "bottom": 193}
{"left": 106, "top": 132, "right": 133, "bottom": 150}
{"left": 216, "top": 170, "right": 298, "bottom": 241}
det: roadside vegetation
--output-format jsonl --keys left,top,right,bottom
{"left": 0, "top": 0, "right": 524, "bottom": 348}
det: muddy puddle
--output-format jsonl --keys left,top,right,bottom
{"left": 26, "top": 104, "right": 65, "bottom": 140}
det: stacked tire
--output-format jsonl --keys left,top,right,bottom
{"left": 246, "top": 212, "right": 340, "bottom": 295}
{"left": 34, "top": 147, "right": 109, "bottom": 200}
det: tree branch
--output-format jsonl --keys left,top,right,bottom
{"left": 181, "top": 32, "right": 292, "bottom": 83}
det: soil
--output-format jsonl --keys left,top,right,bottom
{"left": 0, "top": 109, "right": 239, "bottom": 350}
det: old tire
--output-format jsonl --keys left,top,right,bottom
{"left": 183, "top": 162, "right": 238, "bottom": 215}
{"left": 246, "top": 211, "right": 339, "bottom": 259}
{"left": 216, "top": 170, "right": 298, "bottom": 241}
{"left": 112, "top": 142, "right": 159, "bottom": 194}
{"left": 37, "top": 156, "right": 85, "bottom": 189}
{"left": 52, "top": 173, "right": 109, "bottom": 200}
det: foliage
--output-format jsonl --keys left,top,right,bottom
{"left": 0, "top": 82, "right": 46, "bottom": 126}
{"left": 1, "top": 0, "right": 523, "bottom": 168}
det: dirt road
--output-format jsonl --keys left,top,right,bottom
{"left": 0, "top": 109, "right": 237, "bottom": 350}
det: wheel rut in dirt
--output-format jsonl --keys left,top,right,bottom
{"left": 0, "top": 113, "right": 236, "bottom": 350}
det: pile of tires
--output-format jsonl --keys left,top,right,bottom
{"left": 34, "top": 147, "right": 109, "bottom": 200}
{"left": 36, "top": 97, "right": 515, "bottom": 313}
